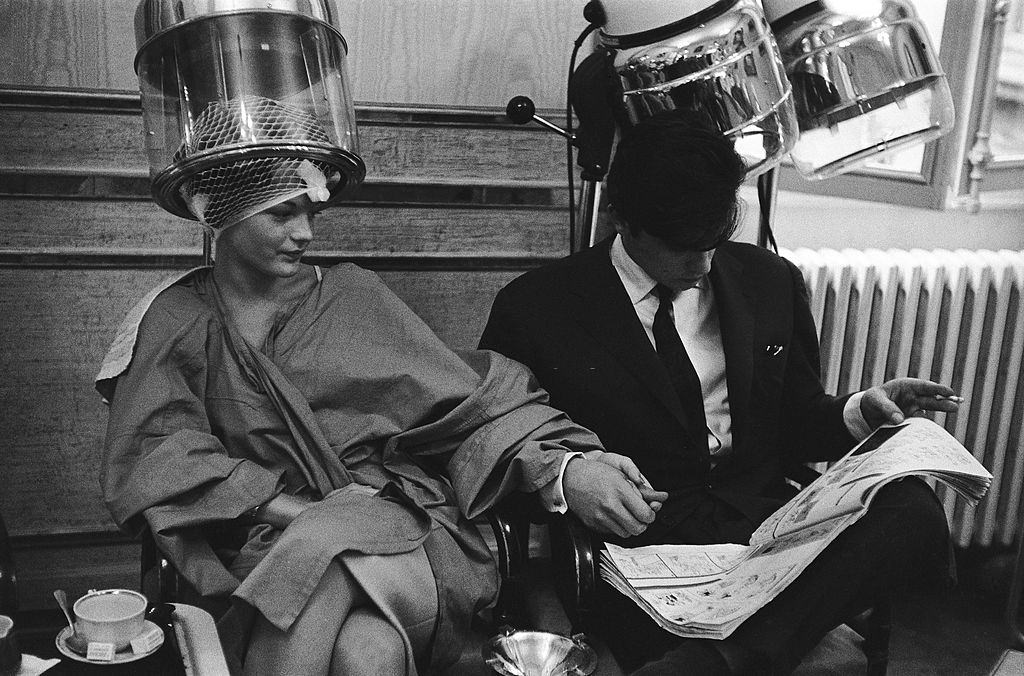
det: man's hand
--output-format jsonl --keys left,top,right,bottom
{"left": 860, "top": 377, "right": 963, "bottom": 430}
{"left": 563, "top": 453, "right": 669, "bottom": 538}
{"left": 592, "top": 452, "right": 667, "bottom": 511}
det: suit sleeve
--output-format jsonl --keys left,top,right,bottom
{"left": 478, "top": 285, "right": 539, "bottom": 369}
{"left": 777, "top": 259, "right": 857, "bottom": 463}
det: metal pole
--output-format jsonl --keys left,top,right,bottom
{"left": 756, "top": 167, "right": 780, "bottom": 251}
{"left": 575, "top": 179, "right": 604, "bottom": 252}
{"left": 965, "top": 0, "right": 1012, "bottom": 214}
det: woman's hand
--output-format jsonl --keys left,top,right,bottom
{"left": 859, "top": 377, "right": 963, "bottom": 430}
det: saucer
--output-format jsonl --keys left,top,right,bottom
{"left": 55, "top": 620, "right": 164, "bottom": 664}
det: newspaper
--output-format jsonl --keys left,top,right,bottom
{"left": 599, "top": 417, "right": 992, "bottom": 639}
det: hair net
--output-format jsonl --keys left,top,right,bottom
{"left": 175, "top": 95, "right": 340, "bottom": 233}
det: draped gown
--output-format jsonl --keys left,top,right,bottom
{"left": 97, "top": 263, "right": 604, "bottom": 672}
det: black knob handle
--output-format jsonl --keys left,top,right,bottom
{"left": 583, "top": 0, "right": 606, "bottom": 26}
{"left": 505, "top": 96, "right": 536, "bottom": 125}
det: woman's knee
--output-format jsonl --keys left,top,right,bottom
{"left": 331, "top": 607, "right": 406, "bottom": 675}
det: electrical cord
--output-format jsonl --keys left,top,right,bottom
{"left": 565, "top": 6, "right": 603, "bottom": 254}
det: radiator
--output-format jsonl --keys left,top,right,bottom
{"left": 780, "top": 248, "right": 1024, "bottom": 548}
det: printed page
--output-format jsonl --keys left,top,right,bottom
{"left": 603, "top": 542, "right": 752, "bottom": 587}
{"left": 602, "top": 513, "right": 857, "bottom": 639}
{"left": 751, "top": 418, "right": 990, "bottom": 544}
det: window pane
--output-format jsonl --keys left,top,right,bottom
{"left": 992, "top": 0, "right": 1024, "bottom": 160}
{"left": 861, "top": 0, "right": 949, "bottom": 174}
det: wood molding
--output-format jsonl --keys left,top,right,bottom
{"left": 0, "top": 85, "right": 559, "bottom": 125}
{"left": 0, "top": 105, "right": 570, "bottom": 188}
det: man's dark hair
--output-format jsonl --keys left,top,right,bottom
{"left": 606, "top": 109, "right": 746, "bottom": 250}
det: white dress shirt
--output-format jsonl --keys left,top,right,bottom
{"left": 610, "top": 235, "right": 734, "bottom": 459}
{"left": 539, "top": 236, "right": 872, "bottom": 511}
{"left": 609, "top": 235, "right": 872, "bottom": 456}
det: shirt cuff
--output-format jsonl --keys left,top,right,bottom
{"left": 538, "top": 452, "right": 585, "bottom": 513}
{"left": 843, "top": 391, "right": 873, "bottom": 441}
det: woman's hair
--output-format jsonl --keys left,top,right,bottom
{"left": 176, "top": 96, "right": 336, "bottom": 231}
{"left": 606, "top": 109, "right": 747, "bottom": 250}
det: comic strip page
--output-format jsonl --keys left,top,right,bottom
{"left": 600, "top": 419, "right": 991, "bottom": 639}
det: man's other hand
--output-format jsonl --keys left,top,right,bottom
{"left": 860, "top": 377, "right": 963, "bottom": 430}
{"left": 563, "top": 454, "right": 668, "bottom": 538}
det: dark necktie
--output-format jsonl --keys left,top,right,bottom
{"left": 652, "top": 283, "right": 709, "bottom": 457}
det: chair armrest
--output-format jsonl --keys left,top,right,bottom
{"left": 0, "top": 513, "right": 16, "bottom": 614}
{"left": 170, "top": 603, "right": 231, "bottom": 676}
{"left": 547, "top": 512, "right": 599, "bottom": 631}
{"left": 141, "top": 528, "right": 182, "bottom": 605}
{"left": 484, "top": 504, "right": 530, "bottom": 626}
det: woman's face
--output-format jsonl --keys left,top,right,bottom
{"left": 218, "top": 196, "right": 316, "bottom": 278}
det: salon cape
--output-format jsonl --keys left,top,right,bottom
{"left": 96, "top": 264, "right": 602, "bottom": 668}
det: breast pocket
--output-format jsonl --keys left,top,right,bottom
{"left": 753, "top": 340, "right": 788, "bottom": 395}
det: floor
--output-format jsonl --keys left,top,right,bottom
{"left": 883, "top": 548, "right": 1015, "bottom": 675}
{"left": 11, "top": 548, "right": 1020, "bottom": 675}
{"left": 788, "top": 546, "right": 1017, "bottom": 675}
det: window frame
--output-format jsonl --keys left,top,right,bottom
{"left": 776, "top": 1, "right": 999, "bottom": 211}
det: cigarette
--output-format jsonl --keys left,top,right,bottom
{"left": 935, "top": 394, "right": 964, "bottom": 403}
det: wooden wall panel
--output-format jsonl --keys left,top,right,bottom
{"left": 312, "top": 206, "right": 566, "bottom": 258}
{"left": 0, "top": 108, "right": 567, "bottom": 187}
{"left": 0, "top": 0, "right": 136, "bottom": 90}
{"left": 0, "top": 267, "right": 523, "bottom": 538}
{"left": 335, "top": 0, "right": 582, "bottom": 109}
{"left": 13, "top": 537, "right": 139, "bottom": 612}
{"left": 0, "top": 199, "right": 200, "bottom": 252}
{"left": 0, "top": 268, "right": 170, "bottom": 537}
{"left": 380, "top": 269, "right": 521, "bottom": 350}
{"left": 0, "top": 0, "right": 583, "bottom": 110}
{"left": 0, "top": 198, "right": 567, "bottom": 256}
{"left": 0, "top": 83, "right": 570, "bottom": 609}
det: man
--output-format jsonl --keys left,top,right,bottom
{"left": 479, "top": 111, "right": 958, "bottom": 674}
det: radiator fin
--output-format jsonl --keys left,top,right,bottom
{"left": 781, "top": 248, "right": 1024, "bottom": 547}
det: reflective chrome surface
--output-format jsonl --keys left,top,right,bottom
{"left": 135, "top": 0, "right": 339, "bottom": 50}
{"left": 484, "top": 629, "right": 597, "bottom": 676}
{"left": 774, "top": 0, "right": 954, "bottom": 179}
{"left": 133, "top": 0, "right": 362, "bottom": 220}
{"left": 602, "top": 0, "right": 798, "bottom": 176}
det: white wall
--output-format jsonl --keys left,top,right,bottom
{"left": 735, "top": 188, "right": 1024, "bottom": 252}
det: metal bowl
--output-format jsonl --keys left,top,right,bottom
{"left": 483, "top": 628, "right": 597, "bottom": 676}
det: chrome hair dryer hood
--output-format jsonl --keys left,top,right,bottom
{"left": 597, "top": 0, "right": 800, "bottom": 177}
{"left": 133, "top": 0, "right": 365, "bottom": 222}
{"left": 765, "top": 0, "right": 954, "bottom": 179}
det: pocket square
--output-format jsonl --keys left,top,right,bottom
{"left": 765, "top": 344, "right": 784, "bottom": 356}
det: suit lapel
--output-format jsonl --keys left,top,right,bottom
{"left": 709, "top": 247, "right": 754, "bottom": 458}
{"left": 565, "top": 241, "right": 692, "bottom": 431}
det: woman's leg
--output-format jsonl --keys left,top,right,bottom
{"left": 331, "top": 607, "right": 406, "bottom": 675}
{"left": 244, "top": 560, "right": 367, "bottom": 676}
{"left": 342, "top": 546, "right": 440, "bottom": 669}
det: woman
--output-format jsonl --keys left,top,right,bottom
{"left": 96, "top": 148, "right": 660, "bottom": 674}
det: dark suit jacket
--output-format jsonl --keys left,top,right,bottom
{"left": 479, "top": 239, "right": 857, "bottom": 547}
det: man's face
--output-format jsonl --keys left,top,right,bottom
{"left": 616, "top": 221, "right": 715, "bottom": 292}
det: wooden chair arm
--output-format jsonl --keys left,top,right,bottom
{"left": 546, "top": 512, "right": 598, "bottom": 631}
{"left": 0, "top": 512, "right": 16, "bottom": 615}
{"left": 484, "top": 504, "right": 530, "bottom": 627}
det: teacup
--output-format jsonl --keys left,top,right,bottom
{"left": 72, "top": 589, "right": 147, "bottom": 651}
